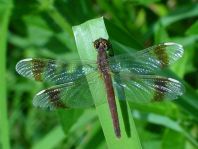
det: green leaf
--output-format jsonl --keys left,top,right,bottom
{"left": 160, "top": 4, "right": 198, "bottom": 27}
{"left": 131, "top": 0, "right": 161, "bottom": 6}
{"left": 0, "top": 1, "right": 13, "bottom": 149}
{"left": 58, "top": 109, "right": 83, "bottom": 134}
{"left": 186, "top": 20, "right": 198, "bottom": 35}
{"left": 154, "top": 23, "right": 169, "bottom": 44}
{"left": 162, "top": 129, "right": 185, "bottom": 149}
{"left": 177, "top": 82, "right": 198, "bottom": 119}
{"left": 32, "top": 126, "right": 65, "bottom": 149}
{"left": 133, "top": 111, "right": 198, "bottom": 147}
{"left": 152, "top": 4, "right": 198, "bottom": 35}
{"left": 132, "top": 110, "right": 182, "bottom": 132}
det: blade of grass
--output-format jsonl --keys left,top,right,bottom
{"left": 148, "top": 3, "right": 198, "bottom": 38}
{"left": 73, "top": 17, "right": 142, "bottom": 148}
{"left": 37, "top": 0, "right": 76, "bottom": 51}
{"left": 132, "top": 110, "right": 198, "bottom": 147}
{"left": 31, "top": 126, "right": 65, "bottom": 149}
{"left": 159, "top": 4, "right": 198, "bottom": 27}
{"left": 0, "top": 1, "right": 13, "bottom": 149}
{"left": 163, "top": 70, "right": 198, "bottom": 119}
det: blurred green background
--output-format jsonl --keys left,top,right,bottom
{"left": 0, "top": 0, "right": 198, "bottom": 149}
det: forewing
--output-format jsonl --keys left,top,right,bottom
{"left": 16, "top": 58, "right": 96, "bottom": 84}
{"left": 113, "top": 73, "right": 184, "bottom": 103}
{"left": 109, "top": 42, "right": 184, "bottom": 74}
{"left": 33, "top": 73, "right": 103, "bottom": 110}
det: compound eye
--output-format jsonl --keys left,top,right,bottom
{"left": 95, "top": 43, "right": 100, "bottom": 49}
{"left": 106, "top": 42, "right": 111, "bottom": 51}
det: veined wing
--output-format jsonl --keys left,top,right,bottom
{"left": 113, "top": 72, "right": 184, "bottom": 103}
{"left": 33, "top": 72, "right": 104, "bottom": 110}
{"left": 16, "top": 58, "right": 97, "bottom": 84}
{"left": 109, "top": 42, "right": 184, "bottom": 74}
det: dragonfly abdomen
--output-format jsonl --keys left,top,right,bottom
{"left": 95, "top": 38, "right": 121, "bottom": 138}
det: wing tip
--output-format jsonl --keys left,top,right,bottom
{"left": 35, "top": 90, "right": 46, "bottom": 96}
{"left": 164, "top": 42, "right": 183, "bottom": 48}
{"left": 33, "top": 92, "right": 54, "bottom": 110}
{"left": 33, "top": 89, "right": 67, "bottom": 110}
{"left": 164, "top": 42, "right": 184, "bottom": 54}
{"left": 167, "top": 77, "right": 180, "bottom": 83}
{"left": 168, "top": 77, "right": 185, "bottom": 97}
{"left": 15, "top": 58, "right": 33, "bottom": 74}
{"left": 162, "top": 42, "right": 184, "bottom": 64}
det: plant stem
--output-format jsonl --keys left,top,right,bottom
{"left": 0, "top": 2, "right": 13, "bottom": 149}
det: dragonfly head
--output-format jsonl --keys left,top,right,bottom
{"left": 94, "top": 38, "right": 111, "bottom": 51}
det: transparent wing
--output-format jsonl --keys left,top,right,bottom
{"left": 16, "top": 58, "right": 97, "bottom": 84}
{"left": 109, "top": 42, "right": 184, "bottom": 74}
{"left": 113, "top": 73, "right": 185, "bottom": 103}
{"left": 33, "top": 73, "right": 104, "bottom": 110}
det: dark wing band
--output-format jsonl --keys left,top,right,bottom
{"left": 16, "top": 58, "right": 96, "bottom": 85}
{"left": 109, "top": 42, "right": 184, "bottom": 75}
{"left": 32, "top": 72, "right": 103, "bottom": 110}
{"left": 113, "top": 73, "right": 184, "bottom": 103}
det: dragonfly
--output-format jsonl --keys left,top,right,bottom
{"left": 16, "top": 38, "right": 185, "bottom": 138}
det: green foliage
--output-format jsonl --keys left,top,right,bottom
{"left": 0, "top": 0, "right": 197, "bottom": 148}
{"left": 0, "top": 1, "right": 13, "bottom": 149}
